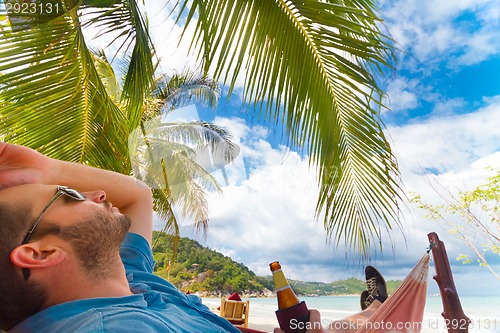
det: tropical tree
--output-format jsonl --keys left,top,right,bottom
{"left": 128, "top": 69, "right": 238, "bottom": 251}
{"left": 411, "top": 170, "right": 500, "bottom": 279}
{"left": 0, "top": 0, "right": 401, "bottom": 254}
{"left": 96, "top": 50, "right": 238, "bottom": 245}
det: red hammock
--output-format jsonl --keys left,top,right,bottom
{"left": 356, "top": 254, "right": 430, "bottom": 333}
{"left": 237, "top": 232, "right": 470, "bottom": 333}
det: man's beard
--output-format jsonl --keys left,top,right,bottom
{"left": 36, "top": 207, "right": 132, "bottom": 280}
{"left": 57, "top": 209, "right": 132, "bottom": 279}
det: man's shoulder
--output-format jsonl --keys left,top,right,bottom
{"left": 12, "top": 295, "right": 239, "bottom": 333}
{"left": 10, "top": 296, "right": 147, "bottom": 332}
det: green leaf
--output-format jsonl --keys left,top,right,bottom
{"left": 177, "top": 0, "right": 400, "bottom": 254}
{"left": 0, "top": 6, "right": 128, "bottom": 172}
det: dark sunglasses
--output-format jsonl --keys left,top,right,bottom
{"left": 21, "top": 185, "right": 86, "bottom": 281}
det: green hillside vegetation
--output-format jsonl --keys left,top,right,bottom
{"left": 152, "top": 232, "right": 265, "bottom": 294}
{"left": 257, "top": 276, "right": 401, "bottom": 296}
{"left": 152, "top": 232, "right": 401, "bottom": 296}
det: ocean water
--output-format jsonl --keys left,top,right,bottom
{"left": 202, "top": 296, "right": 500, "bottom": 333}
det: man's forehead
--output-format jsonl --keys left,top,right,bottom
{"left": 0, "top": 184, "right": 56, "bottom": 207}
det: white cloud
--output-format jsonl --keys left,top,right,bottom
{"left": 166, "top": 108, "right": 500, "bottom": 293}
{"left": 143, "top": 2, "right": 201, "bottom": 73}
{"left": 431, "top": 98, "right": 467, "bottom": 116}
{"left": 380, "top": 0, "right": 500, "bottom": 68}
{"left": 456, "top": 30, "right": 499, "bottom": 65}
{"left": 387, "top": 96, "right": 500, "bottom": 174}
{"left": 385, "top": 77, "right": 420, "bottom": 111}
{"left": 179, "top": 119, "right": 364, "bottom": 280}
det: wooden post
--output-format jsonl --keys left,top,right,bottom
{"left": 428, "top": 232, "right": 471, "bottom": 333}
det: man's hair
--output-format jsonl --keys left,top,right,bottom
{"left": 0, "top": 202, "right": 47, "bottom": 331}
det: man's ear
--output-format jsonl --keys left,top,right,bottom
{"left": 10, "top": 243, "right": 66, "bottom": 269}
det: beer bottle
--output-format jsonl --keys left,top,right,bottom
{"left": 270, "top": 261, "right": 310, "bottom": 333}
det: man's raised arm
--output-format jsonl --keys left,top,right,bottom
{"left": 0, "top": 142, "right": 153, "bottom": 244}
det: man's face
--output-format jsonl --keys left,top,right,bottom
{"left": 0, "top": 184, "right": 131, "bottom": 277}
{"left": 0, "top": 184, "right": 131, "bottom": 329}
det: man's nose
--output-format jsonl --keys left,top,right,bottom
{"left": 84, "top": 190, "right": 106, "bottom": 203}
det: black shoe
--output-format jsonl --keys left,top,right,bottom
{"left": 360, "top": 290, "right": 370, "bottom": 310}
{"left": 365, "top": 265, "right": 388, "bottom": 303}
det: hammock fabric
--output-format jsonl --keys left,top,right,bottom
{"left": 356, "top": 254, "right": 430, "bottom": 333}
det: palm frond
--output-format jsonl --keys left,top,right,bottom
{"left": 154, "top": 71, "right": 221, "bottom": 112}
{"left": 152, "top": 187, "right": 181, "bottom": 260}
{"left": 129, "top": 119, "right": 232, "bottom": 189}
{"left": 91, "top": 49, "right": 122, "bottom": 102}
{"left": 80, "top": 0, "right": 157, "bottom": 129}
{"left": 177, "top": 0, "right": 401, "bottom": 254}
{"left": 0, "top": 7, "right": 128, "bottom": 172}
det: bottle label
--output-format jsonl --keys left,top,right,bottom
{"left": 272, "top": 269, "right": 290, "bottom": 292}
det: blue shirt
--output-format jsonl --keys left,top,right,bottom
{"left": 11, "top": 233, "right": 240, "bottom": 333}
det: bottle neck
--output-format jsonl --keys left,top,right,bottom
{"left": 272, "top": 268, "right": 301, "bottom": 309}
{"left": 272, "top": 268, "right": 290, "bottom": 292}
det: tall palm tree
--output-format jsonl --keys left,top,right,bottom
{"left": 0, "top": 0, "right": 401, "bottom": 254}
{"left": 128, "top": 69, "right": 239, "bottom": 252}
{"left": 92, "top": 50, "right": 235, "bottom": 243}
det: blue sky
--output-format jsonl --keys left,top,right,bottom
{"left": 88, "top": 0, "right": 500, "bottom": 296}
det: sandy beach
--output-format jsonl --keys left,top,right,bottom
{"left": 203, "top": 297, "right": 278, "bottom": 332}
{"left": 203, "top": 296, "right": 500, "bottom": 333}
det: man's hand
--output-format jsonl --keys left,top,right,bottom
{"left": 0, "top": 142, "right": 55, "bottom": 189}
